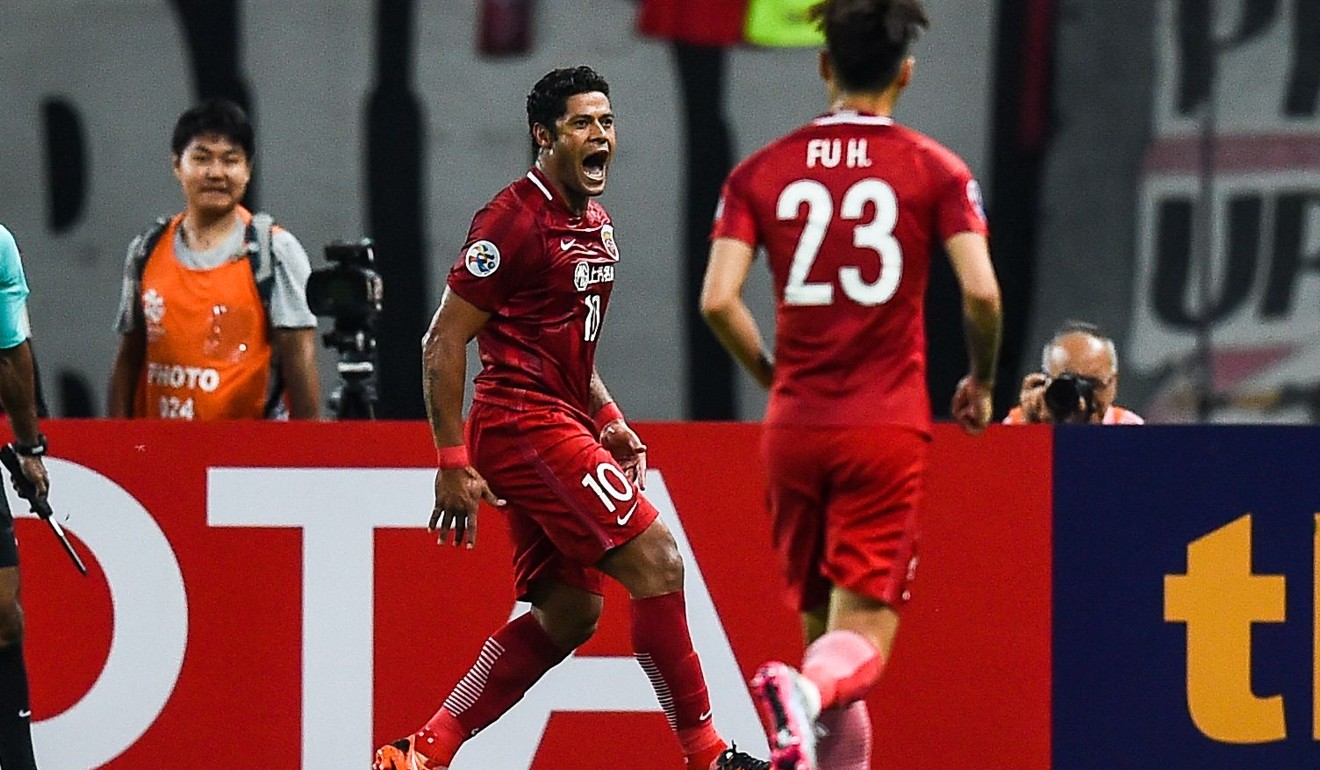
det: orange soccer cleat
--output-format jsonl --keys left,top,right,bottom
{"left": 373, "top": 736, "right": 441, "bottom": 770}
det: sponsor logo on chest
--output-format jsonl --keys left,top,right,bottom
{"left": 573, "top": 261, "right": 615, "bottom": 292}
{"left": 558, "top": 225, "right": 620, "bottom": 261}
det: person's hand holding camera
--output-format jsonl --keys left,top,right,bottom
{"left": 1017, "top": 372, "right": 1052, "bottom": 423}
{"left": 1008, "top": 324, "right": 1142, "bottom": 426}
{"left": 1017, "top": 371, "right": 1100, "bottom": 424}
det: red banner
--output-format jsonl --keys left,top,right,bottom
{"left": 12, "top": 421, "right": 1049, "bottom": 769}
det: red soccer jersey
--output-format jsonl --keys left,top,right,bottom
{"left": 711, "top": 111, "right": 988, "bottom": 433}
{"left": 447, "top": 167, "right": 619, "bottom": 419}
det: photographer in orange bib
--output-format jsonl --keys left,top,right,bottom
{"left": 107, "top": 98, "right": 321, "bottom": 421}
{"left": 1004, "top": 322, "right": 1144, "bottom": 425}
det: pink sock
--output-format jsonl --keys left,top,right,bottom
{"left": 415, "top": 613, "right": 568, "bottom": 765}
{"left": 631, "top": 592, "right": 722, "bottom": 757}
{"left": 816, "top": 701, "right": 872, "bottom": 770}
{"left": 801, "top": 630, "right": 885, "bottom": 710}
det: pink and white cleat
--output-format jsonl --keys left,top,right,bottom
{"left": 750, "top": 662, "right": 820, "bottom": 770}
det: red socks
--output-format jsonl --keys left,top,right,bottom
{"left": 414, "top": 612, "right": 569, "bottom": 766}
{"left": 412, "top": 593, "right": 724, "bottom": 768}
{"left": 685, "top": 740, "right": 730, "bottom": 770}
{"left": 816, "top": 700, "right": 872, "bottom": 770}
{"left": 801, "top": 630, "right": 885, "bottom": 710}
{"left": 631, "top": 591, "right": 722, "bottom": 761}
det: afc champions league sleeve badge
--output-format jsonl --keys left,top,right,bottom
{"left": 966, "top": 180, "right": 987, "bottom": 222}
{"left": 600, "top": 225, "right": 619, "bottom": 260}
{"left": 465, "top": 240, "right": 501, "bottom": 277}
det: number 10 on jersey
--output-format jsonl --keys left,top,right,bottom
{"left": 583, "top": 293, "right": 602, "bottom": 341}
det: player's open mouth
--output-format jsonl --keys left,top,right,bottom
{"left": 582, "top": 150, "right": 610, "bottom": 182}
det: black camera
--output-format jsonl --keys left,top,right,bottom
{"left": 306, "top": 240, "right": 383, "bottom": 327}
{"left": 1043, "top": 373, "right": 1099, "bottom": 423}
{"left": 306, "top": 240, "right": 384, "bottom": 420}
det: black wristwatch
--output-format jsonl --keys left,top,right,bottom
{"left": 12, "top": 433, "right": 47, "bottom": 457}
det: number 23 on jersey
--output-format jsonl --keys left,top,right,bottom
{"left": 779, "top": 177, "right": 903, "bottom": 307}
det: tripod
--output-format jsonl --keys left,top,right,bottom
{"left": 324, "top": 323, "right": 379, "bottom": 420}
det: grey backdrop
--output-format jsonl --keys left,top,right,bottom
{"left": 0, "top": 0, "right": 994, "bottom": 419}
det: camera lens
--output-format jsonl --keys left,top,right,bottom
{"left": 1044, "top": 374, "right": 1097, "bottom": 423}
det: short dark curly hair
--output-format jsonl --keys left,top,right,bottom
{"left": 809, "top": 0, "right": 929, "bottom": 92}
{"left": 526, "top": 66, "right": 611, "bottom": 149}
{"left": 171, "top": 98, "right": 255, "bottom": 158}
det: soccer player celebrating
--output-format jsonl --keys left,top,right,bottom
{"left": 700, "top": 2, "right": 1003, "bottom": 768}
{"left": 373, "top": 67, "right": 766, "bottom": 770}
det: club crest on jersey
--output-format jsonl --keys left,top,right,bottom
{"left": 573, "top": 260, "right": 615, "bottom": 292}
{"left": 600, "top": 225, "right": 619, "bottom": 260}
{"left": 465, "top": 240, "right": 501, "bottom": 277}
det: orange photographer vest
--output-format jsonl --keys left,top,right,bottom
{"left": 134, "top": 211, "right": 274, "bottom": 420}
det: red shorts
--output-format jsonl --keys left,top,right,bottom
{"left": 468, "top": 401, "right": 659, "bottom": 600}
{"left": 762, "top": 424, "right": 927, "bottom": 612}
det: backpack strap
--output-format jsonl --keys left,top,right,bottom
{"left": 131, "top": 216, "right": 173, "bottom": 284}
{"left": 245, "top": 211, "right": 277, "bottom": 307}
{"left": 129, "top": 216, "right": 173, "bottom": 326}
{"left": 244, "top": 212, "right": 289, "bottom": 419}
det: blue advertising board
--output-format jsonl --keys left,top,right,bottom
{"left": 1053, "top": 426, "right": 1320, "bottom": 767}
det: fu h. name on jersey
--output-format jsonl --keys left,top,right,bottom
{"left": 711, "top": 111, "right": 988, "bottom": 433}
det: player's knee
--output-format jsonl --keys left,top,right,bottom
{"left": 561, "top": 614, "right": 599, "bottom": 649}
{"left": 619, "top": 526, "right": 685, "bottom": 593}
{"left": 538, "top": 606, "right": 600, "bottom": 651}
{"left": 645, "top": 537, "right": 685, "bottom": 593}
{"left": 601, "top": 524, "right": 686, "bottom": 596}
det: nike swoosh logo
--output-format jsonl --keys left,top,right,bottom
{"left": 698, "top": 709, "right": 713, "bottom": 721}
{"left": 616, "top": 501, "right": 639, "bottom": 526}
{"left": 560, "top": 238, "right": 578, "bottom": 251}
{"left": 17, "top": 709, "right": 30, "bottom": 718}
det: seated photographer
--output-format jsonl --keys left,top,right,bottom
{"left": 1004, "top": 322, "right": 1144, "bottom": 425}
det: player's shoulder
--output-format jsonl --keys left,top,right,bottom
{"left": 584, "top": 199, "right": 611, "bottom": 225}
{"left": 723, "top": 129, "right": 802, "bottom": 196}
{"left": 0, "top": 225, "right": 24, "bottom": 287}
{"left": 0, "top": 224, "right": 19, "bottom": 277}
{"left": 477, "top": 173, "right": 551, "bottom": 225}
{"left": 889, "top": 123, "right": 974, "bottom": 176}
{"left": 482, "top": 175, "right": 530, "bottom": 211}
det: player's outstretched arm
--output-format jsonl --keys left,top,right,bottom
{"left": 947, "top": 232, "right": 1002, "bottom": 434}
{"left": 700, "top": 237, "right": 774, "bottom": 389}
{"left": 422, "top": 288, "right": 503, "bottom": 548}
